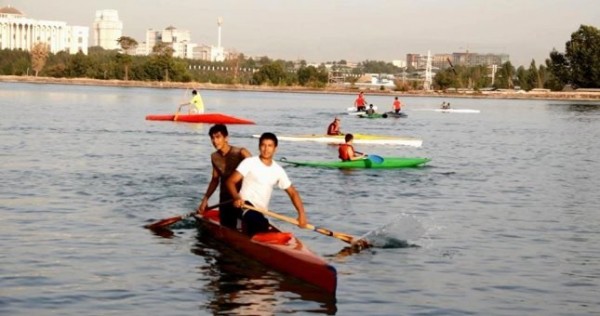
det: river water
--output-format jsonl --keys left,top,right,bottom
{"left": 1, "top": 82, "right": 599, "bottom": 315}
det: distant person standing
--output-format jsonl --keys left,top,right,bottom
{"left": 392, "top": 96, "right": 402, "bottom": 113}
{"left": 179, "top": 89, "right": 204, "bottom": 114}
{"left": 354, "top": 91, "right": 367, "bottom": 111}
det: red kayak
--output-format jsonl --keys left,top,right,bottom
{"left": 194, "top": 210, "right": 337, "bottom": 294}
{"left": 145, "top": 113, "right": 255, "bottom": 124}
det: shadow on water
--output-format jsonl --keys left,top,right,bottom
{"left": 190, "top": 227, "right": 338, "bottom": 315}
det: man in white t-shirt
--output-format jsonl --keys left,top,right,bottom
{"left": 226, "top": 132, "right": 307, "bottom": 236}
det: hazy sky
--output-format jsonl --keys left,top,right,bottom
{"left": 4, "top": 0, "right": 599, "bottom": 67}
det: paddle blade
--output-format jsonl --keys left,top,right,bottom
{"left": 145, "top": 214, "right": 187, "bottom": 230}
{"left": 367, "top": 155, "right": 384, "bottom": 164}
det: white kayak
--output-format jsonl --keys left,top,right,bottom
{"left": 434, "top": 108, "right": 480, "bottom": 113}
{"left": 252, "top": 133, "right": 422, "bottom": 147}
{"left": 414, "top": 108, "right": 480, "bottom": 113}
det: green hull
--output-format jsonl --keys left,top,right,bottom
{"left": 358, "top": 113, "right": 387, "bottom": 118}
{"left": 280, "top": 157, "right": 431, "bottom": 169}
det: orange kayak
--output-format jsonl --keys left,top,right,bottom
{"left": 145, "top": 113, "right": 255, "bottom": 124}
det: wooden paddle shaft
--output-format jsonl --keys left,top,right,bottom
{"left": 242, "top": 204, "right": 356, "bottom": 244}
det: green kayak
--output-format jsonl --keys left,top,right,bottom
{"left": 279, "top": 157, "right": 431, "bottom": 169}
{"left": 357, "top": 113, "right": 388, "bottom": 119}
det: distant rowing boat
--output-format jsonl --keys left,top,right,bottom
{"left": 145, "top": 113, "right": 255, "bottom": 124}
{"left": 415, "top": 108, "right": 480, "bottom": 114}
{"left": 356, "top": 111, "right": 408, "bottom": 119}
{"left": 434, "top": 108, "right": 480, "bottom": 113}
{"left": 252, "top": 133, "right": 423, "bottom": 147}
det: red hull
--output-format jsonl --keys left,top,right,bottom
{"left": 145, "top": 113, "right": 255, "bottom": 124}
{"left": 194, "top": 211, "right": 337, "bottom": 294}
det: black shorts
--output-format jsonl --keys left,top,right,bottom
{"left": 240, "top": 201, "right": 270, "bottom": 236}
{"left": 219, "top": 201, "right": 242, "bottom": 229}
{"left": 357, "top": 106, "right": 366, "bottom": 111}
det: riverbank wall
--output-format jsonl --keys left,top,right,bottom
{"left": 2, "top": 75, "right": 599, "bottom": 101}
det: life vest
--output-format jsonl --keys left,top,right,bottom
{"left": 338, "top": 144, "right": 353, "bottom": 161}
{"left": 327, "top": 122, "right": 339, "bottom": 135}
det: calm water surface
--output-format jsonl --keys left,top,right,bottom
{"left": 1, "top": 82, "right": 599, "bottom": 315}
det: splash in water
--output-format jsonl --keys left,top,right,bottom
{"left": 359, "top": 213, "right": 428, "bottom": 248}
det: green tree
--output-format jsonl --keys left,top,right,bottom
{"left": 65, "top": 51, "right": 91, "bottom": 77}
{"left": 516, "top": 66, "right": 529, "bottom": 90}
{"left": 297, "top": 65, "right": 328, "bottom": 87}
{"left": 494, "top": 61, "right": 515, "bottom": 89}
{"left": 526, "top": 60, "right": 541, "bottom": 90}
{"left": 433, "top": 69, "right": 455, "bottom": 90}
{"left": 547, "top": 24, "right": 600, "bottom": 89}
{"left": 116, "top": 36, "right": 138, "bottom": 80}
{"left": 252, "top": 62, "right": 288, "bottom": 85}
{"left": 545, "top": 49, "right": 569, "bottom": 90}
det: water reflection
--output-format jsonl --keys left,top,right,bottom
{"left": 549, "top": 103, "right": 600, "bottom": 112}
{"left": 191, "top": 230, "right": 337, "bottom": 315}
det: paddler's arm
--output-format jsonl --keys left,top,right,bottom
{"left": 284, "top": 185, "right": 307, "bottom": 228}
{"left": 198, "top": 166, "right": 220, "bottom": 215}
{"left": 240, "top": 148, "right": 252, "bottom": 159}
{"left": 226, "top": 170, "right": 245, "bottom": 208}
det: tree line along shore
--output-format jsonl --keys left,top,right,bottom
{"left": 2, "top": 75, "right": 599, "bottom": 101}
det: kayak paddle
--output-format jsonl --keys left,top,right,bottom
{"left": 242, "top": 204, "right": 370, "bottom": 249}
{"left": 145, "top": 200, "right": 229, "bottom": 230}
{"left": 356, "top": 151, "right": 384, "bottom": 164}
{"left": 366, "top": 154, "right": 384, "bottom": 164}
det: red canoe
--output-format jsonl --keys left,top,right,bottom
{"left": 145, "top": 113, "right": 255, "bottom": 124}
{"left": 194, "top": 210, "right": 337, "bottom": 294}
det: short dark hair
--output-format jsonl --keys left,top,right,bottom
{"left": 192, "top": 90, "right": 197, "bottom": 95}
{"left": 208, "top": 124, "right": 228, "bottom": 137}
{"left": 259, "top": 132, "right": 278, "bottom": 147}
{"left": 345, "top": 133, "right": 354, "bottom": 142}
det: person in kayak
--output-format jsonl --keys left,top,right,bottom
{"left": 198, "top": 124, "right": 251, "bottom": 229}
{"left": 179, "top": 89, "right": 204, "bottom": 114}
{"left": 339, "top": 134, "right": 366, "bottom": 161}
{"left": 354, "top": 91, "right": 367, "bottom": 111}
{"left": 227, "top": 132, "right": 307, "bottom": 236}
{"left": 327, "top": 117, "right": 343, "bottom": 135}
{"left": 392, "top": 96, "right": 402, "bottom": 113}
{"left": 365, "top": 104, "right": 376, "bottom": 115}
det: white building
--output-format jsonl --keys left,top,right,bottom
{"left": 92, "top": 9, "right": 122, "bottom": 50}
{"left": 145, "top": 26, "right": 195, "bottom": 59}
{"left": 0, "top": 5, "right": 89, "bottom": 54}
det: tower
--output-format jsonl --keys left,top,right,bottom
{"left": 93, "top": 10, "right": 122, "bottom": 50}
{"left": 210, "top": 17, "right": 224, "bottom": 62}
{"left": 423, "top": 50, "right": 432, "bottom": 91}
{"left": 217, "top": 16, "right": 222, "bottom": 48}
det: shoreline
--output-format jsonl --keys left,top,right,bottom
{"left": 2, "top": 75, "right": 600, "bottom": 101}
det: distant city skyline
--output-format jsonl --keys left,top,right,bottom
{"left": 4, "top": 0, "right": 600, "bottom": 67}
